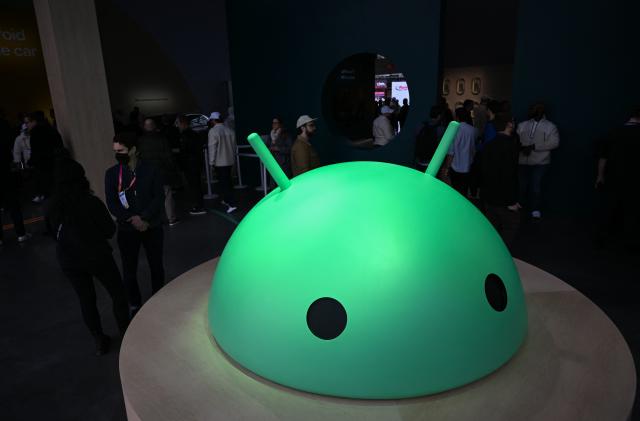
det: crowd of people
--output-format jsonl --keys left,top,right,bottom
{"left": 414, "top": 97, "right": 639, "bottom": 251}
{"left": 0, "top": 106, "right": 241, "bottom": 354}
{"left": 2, "top": 97, "right": 638, "bottom": 354}
{"left": 0, "top": 104, "right": 328, "bottom": 354}
{"left": 0, "top": 109, "right": 65, "bottom": 246}
{"left": 415, "top": 97, "right": 561, "bottom": 247}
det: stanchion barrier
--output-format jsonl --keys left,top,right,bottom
{"left": 255, "top": 161, "right": 265, "bottom": 192}
{"left": 237, "top": 146, "right": 269, "bottom": 197}
{"left": 203, "top": 145, "right": 218, "bottom": 200}
{"left": 252, "top": 161, "right": 268, "bottom": 195}
{"left": 234, "top": 145, "right": 250, "bottom": 189}
{"left": 261, "top": 161, "right": 267, "bottom": 196}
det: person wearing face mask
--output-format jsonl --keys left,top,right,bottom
{"left": 1, "top": 110, "right": 30, "bottom": 246}
{"left": 105, "top": 132, "right": 165, "bottom": 316}
{"left": 517, "top": 103, "right": 560, "bottom": 220}
{"left": 13, "top": 117, "right": 31, "bottom": 167}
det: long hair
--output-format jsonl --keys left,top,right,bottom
{"left": 47, "top": 156, "right": 93, "bottom": 232}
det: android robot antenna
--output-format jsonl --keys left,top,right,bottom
{"left": 426, "top": 121, "right": 459, "bottom": 178}
{"left": 247, "top": 132, "right": 292, "bottom": 191}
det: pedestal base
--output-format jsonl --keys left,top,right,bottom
{"left": 120, "top": 259, "right": 635, "bottom": 420}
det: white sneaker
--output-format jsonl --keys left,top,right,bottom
{"left": 531, "top": 210, "right": 541, "bottom": 219}
{"left": 18, "top": 233, "right": 32, "bottom": 243}
{"left": 32, "top": 196, "right": 44, "bottom": 203}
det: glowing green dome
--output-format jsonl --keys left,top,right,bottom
{"left": 208, "top": 125, "right": 527, "bottom": 399}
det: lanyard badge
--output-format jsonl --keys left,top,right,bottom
{"left": 118, "top": 164, "right": 137, "bottom": 209}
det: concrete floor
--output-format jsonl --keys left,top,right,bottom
{"left": 1, "top": 191, "right": 638, "bottom": 420}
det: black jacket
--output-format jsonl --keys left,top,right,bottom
{"left": 48, "top": 195, "right": 116, "bottom": 260}
{"left": 481, "top": 133, "right": 520, "bottom": 206}
{"left": 29, "top": 123, "right": 63, "bottom": 169}
{"left": 0, "top": 119, "right": 19, "bottom": 203}
{"left": 180, "top": 128, "right": 205, "bottom": 168}
{"left": 598, "top": 122, "right": 640, "bottom": 190}
{"left": 137, "top": 131, "right": 174, "bottom": 184}
{"left": 105, "top": 160, "right": 165, "bottom": 231}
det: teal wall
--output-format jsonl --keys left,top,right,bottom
{"left": 226, "top": 0, "right": 442, "bottom": 165}
{"left": 511, "top": 1, "right": 640, "bottom": 213}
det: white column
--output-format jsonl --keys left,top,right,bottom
{"left": 32, "top": 0, "right": 114, "bottom": 200}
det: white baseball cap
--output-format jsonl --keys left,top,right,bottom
{"left": 296, "top": 115, "right": 318, "bottom": 128}
{"left": 209, "top": 112, "right": 221, "bottom": 120}
{"left": 381, "top": 106, "right": 393, "bottom": 114}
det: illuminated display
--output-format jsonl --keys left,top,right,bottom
{"left": 208, "top": 123, "right": 528, "bottom": 398}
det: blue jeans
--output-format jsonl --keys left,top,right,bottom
{"left": 518, "top": 164, "right": 547, "bottom": 212}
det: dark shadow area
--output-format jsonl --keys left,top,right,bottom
{"left": 0, "top": 189, "right": 258, "bottom": 421}
{"left": 2, "top": 192, "right": 638, "bottom": 419}
{"left": 323, "top": 53, "right": 376, "bottom": 143}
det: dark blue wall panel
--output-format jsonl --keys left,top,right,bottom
{"left": 226, "top": 0, "right": 442, "bottom": 165}
{"left": 512, "top": 1, "right": 640, "bottom": 213}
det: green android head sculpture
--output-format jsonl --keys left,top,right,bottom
{"left": 208, "top": 122, "right": 528, "bottom": 399}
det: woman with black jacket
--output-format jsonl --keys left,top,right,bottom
{"left": 47, "top": 157, "right": 129, "bottom": 355}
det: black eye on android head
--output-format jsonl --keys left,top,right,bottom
{"left": 485, "top": 274, "right": 508, "bottom": 312}
{"left": 307, "top": 297, "right": 347, "bottom": 340}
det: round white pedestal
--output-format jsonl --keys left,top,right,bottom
{"left": 120, "top": 258, "right": 636, "bottom": 420}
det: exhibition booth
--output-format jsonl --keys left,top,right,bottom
{"left": 119, "top": 125, "right": 636, "bottom": 420}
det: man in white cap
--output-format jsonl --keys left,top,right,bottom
{"left": 208, "top": 111, "right": 237, "bottom": 213}
{"left": 373, "top": 106, "right": 395, "bottom": 146}
{"left": 291, "top": 115, "right": 320, "bottom": 177}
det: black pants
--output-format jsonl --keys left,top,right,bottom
{"left": 34, "top": 165, "right": 53, "bottom": 197}
{"left": 117, "top": 226, "right": 165, "bottom": 308}
{"left": 484, "top": 203, "right": 520, "bottom": 249}
{"left": 450, "top": 169, "right": 471, "bottom": 197}
{"left": 185, "top": 164, "right": 204, "bottom": 208}
{"left": 58, "top": 251, "right": 130, "bottom": 336}
{"left": 0, "top": 177, "right": 26, "bottom": 240}
{"left": 215, "top": 165, "right": 236, "bottom": 206}
{"left": 469, "top": 152, "right": 482, "bottom": 197}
